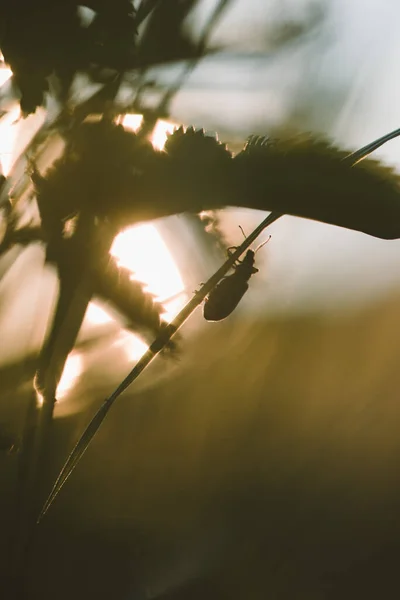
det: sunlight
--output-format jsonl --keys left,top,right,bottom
{"left": 0, "top": 106, "right": 21, "bottom": 176}
{"left": 85, "top": 117, "right": 185, "bottom": 331}
{"left": 120, "top": 113, "right": 143, "bottom": 132}
{"left": 86, "top": 302, "right": 114, "bottom": 325}
{"left": 151, "top": 119, "right": 177, "bottom": 150}
{"left": 111, "top": 224, "right": 185, "bottom": 300}
{"left": 56, "top": 352, "right": 84, "bottom": 399}
{"left": 120, "top": 113, "right": 177, "bottom": 150}
{"left": 35, "top": 352, "right": 84, "bottom": 406}
{"left": 84, "top": 117, "right": 186, "bottom": 357}
{"left": 83, "top": 115, "right": 187, "bottom": 364}
{"left": 108, "top": 224, "right": 186, "bottom": 361}
{"left": 0, "top": 66, "right": 12, "bottom": 87}
{"left": 0, "top": 50, "right": 12, "bottom": 87}
{"left": 11, "top": 109, "right": 187, "bottom": 389}
{"left": 35, "top": 392, "right": 44, "bottom": 408}
{"left": 85, "top": 223, "right": 187, "bottom": 361}
{"left": 162, "top": 295, "right": 188, "bottom": 323}
{"left": 116, "top": 330, "right": 149, "bottom": 361}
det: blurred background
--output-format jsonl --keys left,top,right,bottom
{"left": 1, "top": 0, "right": 400, "bottom": 598}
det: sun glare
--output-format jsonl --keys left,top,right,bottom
{"left": 83, "top": 116, "right": 186, "bottom": 366}
{"left": 86, "top": 302, "right": 114, "bottom": 325}
{"left": 162, "top": 295, "right": 188, "bottom": 324}
{"left": 0, "top": 106, "right": 21, "bottom": 176}
{"left": 0, "top": 67, "right": 12, "bottom": 87}
{"left": 109, "top": 224, "right": 186, "bottom": 360}
{"left": 111, "top": 224, "right": 185, "bottom": 301}
{"left": 120, "top": 113, "right": 143, "bottom": 132}
{"left": 151, "top": 119, "right": 177, "bottom": 150}
{"left": 120, "top": 113, "right": 177, "bottom": 150}
{"left": 85, "top": 223, "right": 187, "bottom": 361}
{"left": 56, "top": 353, "right": 84, "bottom": 399}
{"left": 0, "top": 50, "right": 12, "bottom": 87}
{"left": 35, "top": 352, "right": 84, "bottom": 406}
{"left": 1, "top": 107, "right": 187, "bottom": 396}
{"left": 116, "top": 331, "right": 149, "bottom": 361}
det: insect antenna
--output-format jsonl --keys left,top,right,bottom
{"left": 238, "top": 225, "right": 247, "bottom": 239}
{"left": 254, "top": 235, "right": 272, "bottom": 254}
{"left": 237, "top": 225, "right": 271, "bottom": 253}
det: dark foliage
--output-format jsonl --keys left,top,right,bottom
{"left": 230, "top": 135, "right": 400, "bottom": 239}
{"left": 0, "top": 1, "right": 233, "bottom": 413}
{"left": 30, "top": 122, "right": 400, "bottom": 244}
{"left": 137, "top": 128, "right": 400, "bottom": 239}
{"left": 137, "top": 0, "right": 200, "bottom": 67}
{"left": 0, "top": 0, "right": 139, "bottom": 113}
{"left": 0, "top": 0, "right": 224, "bottom": 115}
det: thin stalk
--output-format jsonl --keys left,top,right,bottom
{"left": 37, "top": 210, "right": 282, "bottom": 523}
{"left": 345, "top": 126, "right": 400, "bottom": 164}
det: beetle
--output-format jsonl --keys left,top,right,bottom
{"left": 203, "top": 230, "right": 271, "bottom": 321}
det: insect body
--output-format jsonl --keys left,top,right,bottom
{"left": 203, "top": 233, "right": 270, "bottom": 321}
{"left": 203, "top": 249, "right": 258, "bottom": 321}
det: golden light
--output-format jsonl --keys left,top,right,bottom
{"left": 35, "top": 391, "right": 44, "bottom": 408}
{"left": 35, "top": 352, "right": 84, "bottom": 406}
{"left": 84, "top": 118, "right": 186, "bottom": 357}
{"left": 0, "top": 50, "right": 12, "bottom": 87}
{"left": 85, "top": 302, "right": 114, "bottom": 325}
{"left": 0, "top": 106, "right": 21, "bottom": 176}
{"left": 24, "top": 113, "right": 187, "bottom": 393}
{"left": 111, "top": 224, "right": 185, "bottom": 301}
{"left": 162, "top": 295, "right": 188, "bottom": 324}
{"left": 83, "top": 116, "right": 187, "bottom": 364}
{"left": 120, "top": 113, "right": 177, "bottom": 151}
{"left": 85, "top": 223, "right": 187, "bottom": 360}
{"left": 56, "top": 352, "right": 84, "bottom": 399}
{"left": 120, "top": 113, "right": 143, "bottom": 132}
{"left": 151, "top": 119, "right": 177, "bottom": 150}
{"left": 0, "top": 66, "right": 12, "bottom": 87}
{"left": 115, "top": 330, "right": 149, "bottom": 361}
{"left": 107, "top": 224, "right": 186, "bottom": 360}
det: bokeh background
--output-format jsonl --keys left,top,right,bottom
{"left": 2, "top": 0, "right": 400, "bottom": 597}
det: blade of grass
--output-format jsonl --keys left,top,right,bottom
{"left": 37, "top": 210, "right": 282, "bottom": 523}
